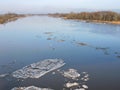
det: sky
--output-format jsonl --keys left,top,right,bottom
{"left": 0, "top": 0, "right": 120, "bottom": 13}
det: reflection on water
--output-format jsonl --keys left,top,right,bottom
{"left": 0, "top": 16, "right": 120, "bottom": 90}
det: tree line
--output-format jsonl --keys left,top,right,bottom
{"left": 52, "top": 11, "right": 120, "bottom": 21}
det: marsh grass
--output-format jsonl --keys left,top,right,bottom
{"left": 0, "top": 13, "right": 26, "bottom": 24}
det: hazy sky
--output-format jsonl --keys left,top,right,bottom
{"left": 0, "top": 0, "right": 120, "bottom": 13}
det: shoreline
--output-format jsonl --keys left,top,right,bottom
{"left": 49, "top": 11, "right": 120, "bottom": 25}
{"left": 0, "top": 13, "right": 47, "bottom": 24}
{"left": 86, "top": 20, "right": 120, "bottom": 25}
{"left": 52, "top": 16, "right": 120, "bottom": 25}
{"left": 0, "top": 13, "right": 26, "bottom": 24}
{"left": 1, "top": 11, "right": 120, "bottom": 25}
{"left": 70, "top": 18, "right": 120, "bottom": 25}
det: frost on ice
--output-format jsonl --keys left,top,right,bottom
{"left": 11, "top": 86, "right": 53, "bottom": 90}
{"left": 62, "top": 69, "right": 80, "bottom": 80}
{"left": 12, "top": 59, "right": 65, "bottom": 79}
{"left": 65, "top": 82, "right": 79, "bottom": 88}
{"left": 62, "top": 69, "right": 89, "bottom": 90}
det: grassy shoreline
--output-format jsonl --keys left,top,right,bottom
{"left": 49, "top": 11, "right": 120, "bottom": 25}
{"left": 63, "top": 17, "right": 120, "bottom": 25}
{"left": 0, "top": 13, "right": 26, "bottom": 24}
{"left": 87, "top": 20, "right": 120, "bottom": 25}
{"left": 1, "top": 11, "right": 120, "bottom": 25}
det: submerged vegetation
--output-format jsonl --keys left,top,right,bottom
{"left": 0, "top": 13, "right": 26, "bottom": 24}
{"left": 50, "top": 11, "right": 120, "bottom": 24}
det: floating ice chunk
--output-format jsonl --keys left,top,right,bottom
{"left": 12, "top": 59, "right": 65, "bottom": 79}
{"left": 63, "top": 69, "right": 80, "bottom": 80}
{"left": 84, "top": 74, "right": 89, "bottom": 78}
{"left": 82, "top": 85, "right": 88, "bottom": 89}
{"left": 0, "top": 73, "right": 8, "bottom": 78}
{"left": 65, "top": 82, "right": 79, "bottom": 88}
{"left": 74, "top": 88, "right": 85, "bottom": 90}
{"left": 81, "top": 72, "right": 90, "bottom": 82}
{"left": 11, "top": 86, "right": 54, "bottom": 90}
{"left": 84, "top": 78, "right": 89, "bottom": 81}
{"left": 81, "top": 77, "right": 89, "bottom": 82}
{"left": 82, "top": 72, "right": 87, "bottom": 74}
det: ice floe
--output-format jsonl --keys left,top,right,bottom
{"left": 0, "top": 73, "right": 8, "bottom": 78}
{"left": 12, "top": 59, "right": 65, "bottom": 79}
{"left": 11, "top": 86, "right": 53, "bottom": 90}
{"left": 61, "top": 69, "right": 89, "bottom": 90}
{"left": 5, "top": 59, "right": 90, "bottom": 90}
{"left": 62, "top": 69, "right": 80, "bottom": 80}
{"left": 65, "top": 82, "right": 79, "bottom": 88}
{"left": 81, "top": 72, "right": 89, "bottom": 82}
{"left": 82, "top": 85, "right": 88, "bottom": 89}
{"left": 74, "top": 88, "right": 85, "bottom": 90}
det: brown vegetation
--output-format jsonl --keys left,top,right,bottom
{"left": 50, "top": 11, "right": 120, "bottom": 25}
{"left": 0, "top": 13, "right": 26, "bottom": 24}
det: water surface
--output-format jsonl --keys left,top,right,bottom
{"left": 0, "top": 16, "right": 120, "bottom": 90}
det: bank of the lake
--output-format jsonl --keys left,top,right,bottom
{"left": 0, "top": 13, "right": 26, "bottom": 24}
{"left": 49, "top": 11, "right": 120, "bottom": 25}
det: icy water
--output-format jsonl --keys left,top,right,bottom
{"left": 0, "top": 16, "right": 120, "bottom": 90}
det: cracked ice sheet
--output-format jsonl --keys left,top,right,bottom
{"left": 12, "top": 59, "right": 65, "bottom": 79}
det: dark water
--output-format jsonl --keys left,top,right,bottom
{"left": 0, "top": 16, "right": 120, "bottom": 90}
